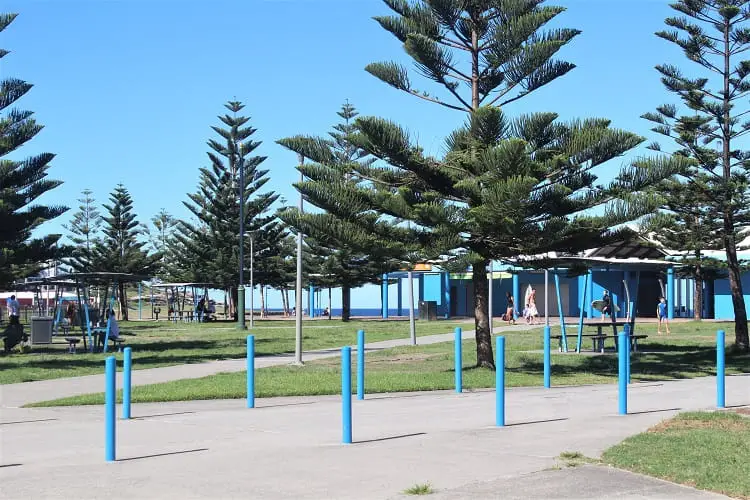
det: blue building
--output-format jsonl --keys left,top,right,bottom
{"left": 376, "top": 240, "right": 740, "bottom": 321}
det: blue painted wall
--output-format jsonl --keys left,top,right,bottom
{"left": 714, "top": 274, "right": 750, "bottom": 320}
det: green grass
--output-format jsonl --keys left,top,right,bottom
{"left": 0, "top": 318, "right": 468, "bottom": 384}
{"left": 28, "top": 321, "right": 750, "bottom": 407}
{"left": 403, "top": 483, "right": 434, "bottom": 495}
{"left": 602, "top": 411, "right": 750, "bottom": 499}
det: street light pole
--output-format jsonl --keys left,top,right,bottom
{"left": 237, "top": 141, "right": 246, "bottom": 330}
{"left": 294, "top": 153, "right": 304, "bottom": 364}
{"left": 250, "top": 234, "right": 254, "bottom": 329}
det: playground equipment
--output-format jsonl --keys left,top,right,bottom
{"left": 151, "top": 283, "right": 214, "bottom": 322}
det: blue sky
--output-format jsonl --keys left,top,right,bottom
{"left": 6, "top": 0, "right": 681, "bottom": 309}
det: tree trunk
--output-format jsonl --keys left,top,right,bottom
{"left": 118, "top": 282, "right": 128, "bottom": 321}
{"left": 281, "top": 288, "right": 288, "bottom": 318}
{"left": 472, "top": 260, "right": 495, "bottom": 369}
{"left": 230, "top": 286, "right": 238, "bottom": 321}
{"left": 284, "top": 289, "right": 291, "bottom": 317}
{"left": 693, "top": 256, "right": 703, "bottom": 321}
{"left": 259, "top": 284, "right": 266, "bottom": 319}
{"left": 342, "top": 284, "right": 351, "bottom": 322}
{"left": 329, "top": 287, "right": 332, "bottom": 320}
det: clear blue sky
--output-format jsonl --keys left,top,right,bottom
{"left": 6, "top": 0, "right": 680, "bottom": 309}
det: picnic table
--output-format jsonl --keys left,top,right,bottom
{"left": 551, "top": 321, "right": 648, "bottom": 353}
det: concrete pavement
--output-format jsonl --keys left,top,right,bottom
{"left": 1, "top": 372, "right": 745, "bottom": 499}
{"left": 0, "top": 323, "right": 538, "bottom": 408}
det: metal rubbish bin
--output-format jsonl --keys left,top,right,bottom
{"left": 418, "top": 301, "right": 438, "bottom": 321}
{"left": 30, "top": 316, "right": 54, "bottom": 344}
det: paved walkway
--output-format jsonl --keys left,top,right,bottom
{"left": 1, "top": 323, "right": 539, "bottom": 408}
{"left": 1, "top": 375, "right": 744, "bottom": 499}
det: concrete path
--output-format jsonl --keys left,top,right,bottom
{"left": 0, "top": 323, "right": 538, "bottom": 408}
{"left": 0, "top": 374, "right": 745, "bottom": 499}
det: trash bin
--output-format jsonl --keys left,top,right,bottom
{"left": 418, "top": 301, "right": 438, "bottom": 321}
{"left": 30, "top": 316, "right": 54, "bottom": 344}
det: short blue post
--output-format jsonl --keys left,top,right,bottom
{"left": 247, "top": 335, "right": 255, "bottom": 409}
{"left": 357, "top": 329, "right": 365, "bottom": 400}
{"left": 454, "top": 327, "right": 462, "bottom": 393}
{"left": 623, "top": 324, "right": 631, "bottom": 385}
{"left": 717, "top": 330, "right": 725, "bottom": 409}
{"left": 496, "top": 336, "right": 505, "bottom": 427}
{"left": 618, "top": 332, "right": 627, "bottom": 415}
{"left": 122, "top": 347, "right": 132, "bottom": 419}
{"left": 342, "top": 346, "right": 352, "bottom": 444}
{"left": 543, "top": 325, "right": 551, "bottom": 389}
{"left": 105, "top": 356, "right": 116, "bottom": 462}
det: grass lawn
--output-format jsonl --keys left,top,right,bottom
{"left": 0, "top": 318, "right": 468, "bottom": 385}
{"left": 29, "top": 321, "right": 750, "bottom": 407}
{"left": 602, "top": 411, "right": 750, "bottom": 499}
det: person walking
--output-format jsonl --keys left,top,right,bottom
{"left": 657, "top": 296, "right": 671, "bottom": 335}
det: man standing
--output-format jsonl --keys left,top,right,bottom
{"left": 7, "top": 295, "right": 20, "bottom": 325}
{"left": 600, "top": 290, "right": 611, "bottom": 323}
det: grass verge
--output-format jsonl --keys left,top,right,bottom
{"left": 602, "top": 411, "right": 750, "bottom": 499}
{"left": 0, "top": 318, "right": 468, "bottom": 384}
{"left": 27, "top": 322, "right": 750, "bottom": 407}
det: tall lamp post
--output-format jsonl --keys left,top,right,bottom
{"left": 237, "top": 141, "right": 247, "bottom": 330}
{"left": 294, "top": 153, "right": 305, "bottom": 364}
{"left": 249, "top": 234, "right": 254, "bottom": 329}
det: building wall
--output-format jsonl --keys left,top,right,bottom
{"left": 714, "top": 273, "right": 750, "bottom": 320}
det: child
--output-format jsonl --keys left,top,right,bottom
{"left": 657, "top": 297, "right": 670, "bottom": 335}
{"left": 504, "top": 292, "right": 516, "bottom": 325}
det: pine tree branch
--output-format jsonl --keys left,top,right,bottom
{"left": 408, "top": 89, "right": 468, "bottom": 111}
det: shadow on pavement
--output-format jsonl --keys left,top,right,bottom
{"left": 118, "top": 448, "right": 209, "bottom": 462}
{"left": 0, "top": 418, "right": 58, "bottom": 426}
{"left": 355, "top": 432, "right": 426, "bottom": 445}
{"left": 627, "top": 407, "right": 681, "bottom": 415}
{"left": 506, "top": 417, "right": 569, "bottom": 427}
{"left": 131, "top": 411, "right": 196, "bottom": 420}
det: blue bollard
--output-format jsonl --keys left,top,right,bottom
{"left": 342, "top": 346, "right": 352, "bottom": 444}
{"left": 618, "top": 332, "right": 627, "bottom": 415}
{"left": 357, "top": 330, "right": 365, "bottom": 400}
{"left": 122, "top": 347, "right": 132, "bottom": 419}
{"left": 105, "top": 356, "right": 116, "bottom": 462}
{"left": 247, "top": 335, "right": 255, "bottom": 409}
{"left": 543, "top": 326, "right": 551, "bottom": 389}
{"left": 455, "top": 327, "right": 462, "bottom": 393}
{"left": 496, "top": 336, "right": 505, "bottom": 427}
{"left": 717, "top": 330, "right": 725, "bottom": 409}
{"left": 623, "top": 324, "right": 631, "bottom": 385}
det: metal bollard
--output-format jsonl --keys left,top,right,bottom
{"left": 342, "top": 346, "right": 352, "bottom": 444}
{"left": 496, "top": 336, "right": 505, "bottom": 427}
{"left": 122, "top": 347, "right": 132, "bottom": 419}
{"left": 455, "top": 327, "right": 462, "bottom": 393}
{"left": 247, "top": 335, "right": 255, "bottom": 409}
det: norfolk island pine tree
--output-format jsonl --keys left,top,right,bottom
{"left": 0, "top": 13, "right": 67, "bottom": 288}
{"left": 277, "top": 101, "right": 408, "bottom": 322}
{"left": 641, "top": 0, "right": 750, "bottom": 349}
{"left": 345, "top": 0, "right": 683, "bottom": 368}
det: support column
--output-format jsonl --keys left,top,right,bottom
{"left": 442, "top": 271, "right": 451, "bottom": 319}
{"left": 309, "top": 284, "right": 315, "bottom": 318}
{"left": 586, "top": 270, "right": 594, "bottom": 318}
{"left": 667, "top": 267, "right": 675, "bottom": 320}
{"left": 397, "top": 278, "right": 403, "bottom": 316}
{"left": 512, "top": 272, "right": 520, "bottom": 320}
{"left": 381, "top": 273, "right": 389, "bottom": 319}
